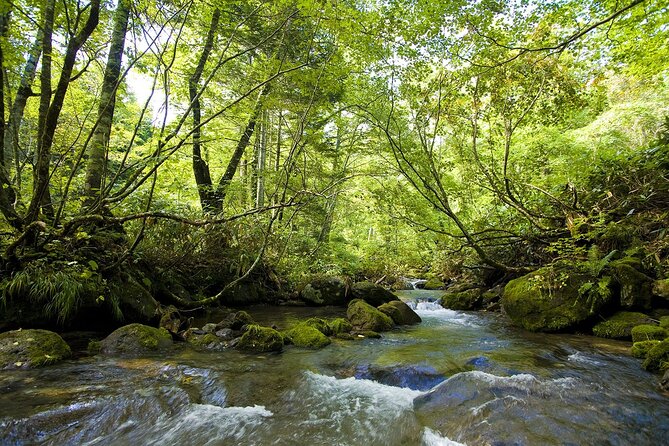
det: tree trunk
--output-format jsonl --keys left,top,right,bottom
{"left": 83, "top": 0, "right": 130, "bottom": 210}
{"left": 26, "top": 0, "right": 100, "bottom": 223}
{"left": 255, "top": 109, "right": 268, "bottom": 207}
{"left": 216, "top": 84, "right": 270, "bottom": 208}
{"left": 189, "top": 8, "right": 220, "bottom": 213}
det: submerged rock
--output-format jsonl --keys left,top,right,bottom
{"left": 100, "top": 323, "right": 172, "bottom": 356}
{"left": 631, "top": 324, "right": 667, "bottom": 343}
{"left": 501, "top": 265, "right": 611, "bottom": 332}
{"left": 0, "top": 329, "right": 71, "bottom": 369}
{"left": 378, "top": 300, "right": 422, "bottom": 325}
{"left": 283, "top": 324, "right": 331, "bottom": 349}
{"left": 300, "top": 277, "right": 348, "bottom": 306}
{"left": 592, "top": 311, "right": 653, "bottom": 340}
{"left": 350, "top": 282, "right": 398, "bottom": 306}
{"left": 347, "top": 299, "right": 394, "bottom": 332}
{"left": 353, "top": 364, "right": 445, "bottom": 391}
{"left": 440, "top": 288, "right": 483, "bottom": 311}
{"left": 236, "top": 325, "right": 283, "bottom": 353}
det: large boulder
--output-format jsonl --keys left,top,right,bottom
{"left": 608, "top": 258, "right": 653, "bottom": 310}
{"left": 501, "top": 265, "right": 612, "bottom": 332}
{"left": 592, "top": 311, "right": 653, "bottom": 340}
{"left": 350, "top": 282, "right": 398, "bottom": 306}
{"left": 114, "top": 275, "right": 161, "bottom": 324}
{"left": 440, "top": 288, "right": 483, "bottom": 311}
{"left": 423, "top": 277, "right": 445, "bottom": 290}
{"left": 236, "top": 325, "right": 283, "bottom": 353}
{"left": 100, "top": 323, "right": 172, "bottom": 356}
{"left": 631, "top": 324, "right": 667, "bottom": 343}
{"left": 283, "top": 324, "right": 331, "bottom": 349}
{"left": 347, "top": 299, "right": 394, "bottom": 332}
{"left": 300, "top": 277, "right": 348, "bottom": 306}
{"left": 327, "top": 318, "right": 353, "bottom": 335}
{"left": 378, "top": 300, "right": 422, "bottom": 325}
{"left": 0, "top": 329, "right": 71, "bottom": 369}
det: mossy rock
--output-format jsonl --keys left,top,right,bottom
{"left": 352, "top": 330, "right": 382, "bottom": 339}
{"left": 378, "top": 300, "right": 422, "bottom": 325}
{"left": 347, "top": 299, "right": 394, "bottom": 332}
{"left": 653, "top": 279, "right": 669, "bottom": 300}
{"left": 328, "top": 318, "right": 353, "bottom": 334}
{"left": 631, "top": 324, "right": 668, "bottom": 343}
{"left": 501, "top": 265, "right": 612, "bottom": 332}
{"left": 631, "top": 340, "right": 661, "bottom": 358}
{"left": 642, "top": 339, "right": 669, "bottom": 372}
{"left": 284, "top": 324, "right": 331, "bottom": 349}
{"left": 350, "top": 282, "right": 398, "bottom": 306}
{"left": 229, "top": 311, "right": 254, "bottom": 330}
{"left": 101, "top": 323, "right": 172, "bottom": 356}
{"left": 187, "top": 333, "right": 224, "bottom": 350}
{"left": 608, "top": 258, "right": 653, "bottom": 310}
{"left": 303, "top": 317, "right": 333, "bottom": 336}
{"left": 440, "top": 288, "right": 483, "bottom": 311}
{"left": 300, "top": 277, "right": 348, "bottom": 306}
{"left": 335, "top": 332, "right": 355, "bottom": 340}
{"left": 423, "top": 278, "right": 445, "bottom": 290}
{"left": 592, "top": 311, "right": 653, "bottom": 340}
{"left": 236, "top": 325, "right": 283, "bottom": 353}
{"left": 0, "top": 329, "right": 71, "bottom": 369}
{"left": 660, "top": 316, "right": 669, "bottom": 330}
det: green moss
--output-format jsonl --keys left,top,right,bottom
{"left": 659, "top": 316, "right": 669, "bottom": 330}
{"left": 440, "top": 289, "right": 483, "bottom": 311}
{"left": 592, "top": 312, "right": 652, "bottom": 339}
{"left": 335, "top": 333, "right": 355, "bottom": 340}
{"left": 236, "top": 325, "right": 283, "bottom": 353}
{"left": 87, "top": 340, "right": 101, "bottom": 354}
{"left": 0, "top": 329, "right": 72, "bottom": 369}
{"left": 230, "top": 311, "right": 254, "bottom": 330}
{"left": 653, "top": 279, "right": 669, "bottom": 299}
{"left": 346, "top": 299, "right": 394, "bottom": 332}
{"left": 423, "top": 278, "right": 445, "bottom": 290}
{"left": 100, "top": 323, "right": 172, "bottom": 356}
{"left": 631, "top": 340, "right": 661, "bottom": 358}
{"left": 378, "top": 300, "right": 421, "bottom": 325}
{"left": 188, "top": 333, "right": 219, "bottom": 347}
{"left": 501, "top": 265, "right": 611, "bottom": 332}
{"left": 353, "top": 330, "right": 381, "bottom": 339}
{"left": 642, "top": 339, "right": 669, "bottom": 372}
{"left": 328, "top": 318, "right": 353, "bottom": 334}
{"left": 631, "top": 324, "right": 667, "bottom": 343}
{"left": 303, "top": 318, "right": 333, "bottom": 336}
{"left": 608, "top": 258, "right": 653, "bottom": 309}
{"left": 284, "top": 324, "right": 331, "bottom": 349}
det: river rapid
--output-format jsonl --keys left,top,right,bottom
{"left": 1, "top": 290, "right": 668, "bottom": 445}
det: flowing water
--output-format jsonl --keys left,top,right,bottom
{"left": 1, "top": 290, "right": 668, "bottom": 445}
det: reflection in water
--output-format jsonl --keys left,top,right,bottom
{"left": 1, "top": 291, "right": 668, "bottom": 445}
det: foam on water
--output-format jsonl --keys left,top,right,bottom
{"left": 410, "top": 301, "right": 478, "bottom": 326}
{"left": 567, "top": 352, "right": 604, "bottom": 366}
{"left": 422, "top": 427, "right": 467, "bottom": 446}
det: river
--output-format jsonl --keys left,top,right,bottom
{"left": 1, "top": 290, "right": 668, "bottom": 445}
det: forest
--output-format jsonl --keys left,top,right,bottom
{"left": 0, "top": 0, "right": 669, "bottom": 443}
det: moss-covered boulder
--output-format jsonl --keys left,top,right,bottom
{"left": 423, "top": 278, "right": 445, "bottom": 290}
{"left": 660, "top": 316, "right": 669, "bottom": 330}
{"left": 631, "top": 340, "right": 661, "bottom": 358}
{"left": 100, "top": 323, "right": 172, "bottom": 356}
{"left": 328, "top": 318, "right": 353, "bottom": 334}
{"left": 631, "top": 324, "right": 668, "bottom": 342}
{"left": 501, "top": 265, "right": 612, "bottom": 332}
{"left": 236, "top": 325, "right": 283, "bottom": 353}
{"left": 608, "top": 258, "right": 653, "bottom": 310}
{"left": 0, "top": 329, "right": 71, "bottom": 369}
{"left": 347, "top": 299, "right": 394, "bottom": 332}
{"left": 350, "top": 282, "right": 398, "bottom": 306}
{"left": 440, "top": 288, "right": 483, "bottom": 311}
{"left": 300, "top": 277, "right": 349, "bottom": 306}
{"left": 653, "top": 279, "right": 669, "bottom": 300}
{"left": 186, "top": 333, "right": 225, "bottom": 350}
{"left": 378, "top": 300, "right": 422, "bottom": 325}
{"left": 592, "top": 311, "right": 653, "bottom": 340}
{"left": 352, "top": 330, "right": 382, "bottom": 339}
{"left": 284, "top": 324, "right": 331, "bottom": 349}
{"left": 302, "top": 317, "right": 333, "bottom": 336}
{"left": 642, "top": 339, "right": 669, "bottom": 372}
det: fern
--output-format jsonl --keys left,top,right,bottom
{"left": 585, "top": 246, "right": 617, "bottom": 276}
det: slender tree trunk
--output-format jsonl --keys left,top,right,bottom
{"left": 255, "top": 109, "right": 268, "bottom": 207}
{"left": 27, "top": 0, "right": 100, "bottom": 223}
{"left": 216, "top": 84, "right": 269, "bottom": 207}
{"left": 83, "top": 0, "right": 130, "bottom": 210}
{"left": 189, "top": 8, "right": 220, "bottom": 213}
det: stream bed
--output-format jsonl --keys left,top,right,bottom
{"left": 1, "top": 290, "right": 668, "bottom": 445}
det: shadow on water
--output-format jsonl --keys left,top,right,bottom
{"left": 1, "top": 290, "right": 668, "bottom": 445}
